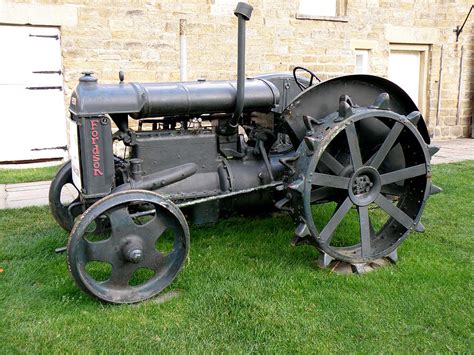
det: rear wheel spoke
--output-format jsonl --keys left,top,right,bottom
{"left": 370, "top": 122, "right": 404, "bottom": 169}
{"left": 319, "top": 197, "right": 353, "bottom": 243}
{"left": 380, "top": 164, "right": 427, "bottom": 185}
{"left": 358, "top": 206, "right": 372, "bottom": 258}
{"left": 310, "top": 187, "right": 335, "bottom": 202}
{"left": 312, "top": 173, "right": 350, "bottom": 190}
{"left": 346, "top": 124, "right": 363, "bottom": 170}
{"left": 381, "top": 183, "right": 405, "bottom": 196}
{"left": 374, "top": 194, "right": 414, "bottom": 229}
{"left": 320, "top": 151, "right": 345, "bottom": 175}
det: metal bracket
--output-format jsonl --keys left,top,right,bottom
{"left": 32, "top": 70, "right": 62, "bottom": 75}
{"left": 29, "top": 34, "right": 59, "bottom": 40}
{"left": 454, "top": 5, "right": 473, "bottom": 42}
{"left": 26, "top": 86, "right": 62, "bottom": 90}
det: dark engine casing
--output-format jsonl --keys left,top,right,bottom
{"left": 131, "top": 129, "right": 284, "bottom": 224}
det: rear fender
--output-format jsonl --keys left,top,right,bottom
{"left": 283, "top": 74, "right": 430, "bottom": 146}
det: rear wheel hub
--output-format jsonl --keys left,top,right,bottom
{"left": 349, "top": 167, "right": 381, "bottom": 206}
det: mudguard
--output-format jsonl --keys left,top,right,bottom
{"left": 283, "top": 74, "right": 430, "bottom": 146}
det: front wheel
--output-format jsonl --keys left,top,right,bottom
{"left": 67, "top": 190, "right": 190, "bottom": 304}
{"left": 49, "top": 161, "right": 82, "bottom": 232}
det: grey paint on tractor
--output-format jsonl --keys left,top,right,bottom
{"left": 49, "top": 2, "right": 440, "bottom": 304}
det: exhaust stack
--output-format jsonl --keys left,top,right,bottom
{"left": 224, "top": 2, "right": 253, "bottom": 133}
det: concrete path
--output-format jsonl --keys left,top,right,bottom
{"left": 0, "top": 138, "right": 472, "bottom": 209}
{"left": 0, "top": 180, "right": 76, "bottom": 209}
{"left": 430, "top": 138, "right": 474, "bottom": 164}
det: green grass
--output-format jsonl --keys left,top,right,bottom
{"left": 0, "top": 165, "right": 61, "bottom": 184}
{"left": 0, "top": 162, "right": 472, "bottom": 352}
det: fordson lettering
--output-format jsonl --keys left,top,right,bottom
{"left": 90, "top": 120, "right": 103, "bottom": 176}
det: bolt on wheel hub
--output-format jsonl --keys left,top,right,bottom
{"left": 348, "top": 167, "right": 381, "bottom": 206}
{"left": 122, "top": 239, "right": 145, "bottom": 263}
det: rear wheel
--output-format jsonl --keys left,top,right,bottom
{"left": 286, "top": 95, "right": 432, "bottom": 264}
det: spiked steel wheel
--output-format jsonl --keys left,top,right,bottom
{"left": 49, "top": 160, "right": 82, "bottom": 232}
{"left": 287, "top": 94, "right": 434, "bottom": 264}
{"left": 67, "top": 190, "right": 189, "bottom": 304}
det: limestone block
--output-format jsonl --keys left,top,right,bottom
{"left": 0, "top": 2, "right": 78, "bottom": 26}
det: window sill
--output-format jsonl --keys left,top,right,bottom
{"left": 295, "top": 14, "right": 349, "bottom": 22}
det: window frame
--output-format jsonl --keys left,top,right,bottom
{"left": 296, "top": 0, "right": 348, "bottom": 22}
{"left": 389, "top": 43, "right": 430, "bottom": 120}
{"left": 210, "top": 0, "right": 247, "bottom": 16}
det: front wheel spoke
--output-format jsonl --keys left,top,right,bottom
{"left": 142, "top": 250, "right": 167, "bottom": 272}
{"left": 320, "top": 151, "right": 345, "bottom": 175}
{"left": 358, "top": 206, "right": 372, "bottom": 258}
{"left": 140, "top": 215, "right": 168, "bottom": 243}
{"left": 370, "top": 122, "right": 403, "bottom": 169}
{"left": 312, "top": 173, "right": 350, "bottom": 190}
{"left": 374, "top": 194, "right": 414, "bottom": 229}
{"left": 107, "top": 207, "right": 134, "bottom": 236}
{"left": 345, "top": 124, "right": 363, "bottom": 170}
{"left": 68, "top": 201, "right": 83, "bottom": 218}
{"left": 66, "top": 179, "right": 80, "bottom": 193}
{"left": 380, "top": 164, "right": 427, "bottom": 185}
{"left": 103, "top": 263, "right": 138, "bottom": 288}
{"left": 85, "top": 239, "right": 112, "bottom": 262}
{"left": 319, "top": 197, "right": 353, "bottom": 243}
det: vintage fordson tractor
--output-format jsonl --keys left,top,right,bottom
{"left": 49, "top": 3, "right": 440, "bottom": 303}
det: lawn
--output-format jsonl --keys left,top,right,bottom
{"left": 0, "top": 161, "right": 472, "bottom": 352}
{"left": 0, "top": 164, "right": 61, "bottom": 184}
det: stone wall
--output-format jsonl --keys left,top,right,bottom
{"left": 0, "top": 0, "right": 472, "bottom": 138}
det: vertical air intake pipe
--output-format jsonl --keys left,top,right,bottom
{"left": 221, "top": 2, "right": 253, "bottom": 134}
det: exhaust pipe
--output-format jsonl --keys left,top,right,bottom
{"left": 114, "top": 162, "right": 198, "bottom": 192}
{"left": 221, "top": 2, "right": 253, "bottom": 134}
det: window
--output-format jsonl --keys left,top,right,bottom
{"left": 355, "top": 50, "right": 369, "bottom": 74}
{"left": 297, "top": 0, "right": 347, "bottom": 20}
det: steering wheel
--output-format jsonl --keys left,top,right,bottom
{"left": 293, "top": 66, "right": 321, "bottom": 91}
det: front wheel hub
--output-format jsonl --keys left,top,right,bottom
{"left": 122, "top": 239, "right": 144, "bottom": 263}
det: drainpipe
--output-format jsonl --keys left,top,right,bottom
{"left": 180, "top": 19, "right": 187, "bottom": 81}
{"left": 455, "top": 45, "right": 464, "bottom": 128}
{"left": 435, "top": 44, "right": 444, "bottom": 138}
